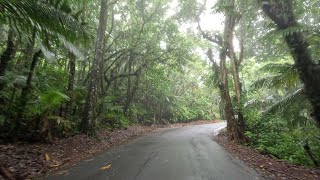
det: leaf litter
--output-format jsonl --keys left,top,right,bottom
{"left": 214, "top": 129, "right": 320, "bottom": 180}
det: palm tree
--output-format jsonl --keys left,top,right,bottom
{"left": 261, "top": 0, "right": 320, "bottom": 126}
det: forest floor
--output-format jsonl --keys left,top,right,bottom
{"left": 0, "top": 120, "right": 219, "bottom": 180}
{"left": 215, "top": 130, "right": 320, "bottom": 180}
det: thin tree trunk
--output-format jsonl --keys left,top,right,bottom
{"left": 231, "top": 0, "right": 245, "bottom": 104}
{"left": 206, "top": 49, "right": 225, "bottom": 120}
{"left": 79, "top": 61, "right": 86, "bottom": 83}
{"left": 218, "top": 87, "right": 225, "bottom": 120}
{"left": 230, "top": 48, "right": 241, "bottom": 103}
{"left": 124, "top": 74, "right": 140, "bottom": 117}
{"left": 65, "top": 53, "right": 76, "bottom": 118}
{"left": 0, "top": 29, "right": 15, "bottom": 92}
{"left": 8, "top": 86, "right": 16, "bottom": 111}
{"left": 304, "top": 141, "right": 319, "bottom": 167}
{"left": 219, "top": 49, "right": 236, "bottom": 136}
{"left": 221, "top": 0, "right": 246, "bottom": 143}
{"left": 227, "top": 5, "right": 246, "bottom": 142}
{"left": 80, "top": 0, "right": 109, "bottom": 133}
{"left": 14, "top": 50, "right": 42, "bottom": 134}
{"left": 124, "top": 51, "right": 134, "bottom": 115}
{"left": 20, "top": 30, "right": 36, "bottom": 69}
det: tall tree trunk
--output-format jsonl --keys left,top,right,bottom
{"left": 228, "top": 0, "right": 246, "bottom": 142}
{"left": 0, "top": 29, "right": 15, "bottom": 92}
{"left": 229, "top": 41, "right": 246, "bottom": 143}
{"left": 65, "top": 53, "right": 76, "bottom": 118}
{"left": 219, "top": 89, "right": 225, "bottom": 120}
{"left": 261, "top": 0, "right": 320, "bottom": 126}
{"left": 124, "top": 74, "right": 140, "bottom": 117}
{"left": 221, "top": 0, "right": 246, "bottom": 143}
{"left": 80, "top": 0, "right": 108, "bottom": 133}
{"left": 230, "top": 49, "right": 241, "bottom": 102}
{"left": 231, "top": 0, "right": 245, "bottom": 104}
{"left": 219, "top": 49, "right": 236, "bottom": 137}
{"left": 17, "top": 30, "right": 36, "bottom": 69}
{"left": 14, "top": 50, "right": 42, "bottom": 135}
{"left": 124, "top": 51, "right": 134, "bottom": 115}
{"left": 303, "top": 141, "right": 319, "bottom": 167}
{"left": 206, "top": 49, "right": 225, "bottom": 119}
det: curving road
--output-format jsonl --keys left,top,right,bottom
{"left": 46, "top": 122, "right": 261, "bottom": 180}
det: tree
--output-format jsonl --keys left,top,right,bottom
{"left": 0, "top": 0, "right": 221, "bottom": 142}
{"left": 199, "top": 0, "right": 246, "bottom": 143}
{"left": 0, "top": 29, "right": 15, "bottom": 92}
{"left": 261, "top": 0, "right": 320, "bottom": 126}
{"left": 219, "top": 0, "right": 242, "bottom": 143}
{"left": 0, "top": 0, "right": 88, "bottom": 140}
{"left": 80, "top": 0, "right": 109, "bottom": 133}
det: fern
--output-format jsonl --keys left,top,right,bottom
{"left": 40, "top": 90, "right": 70, "bottom": 110}
{"left": 264, "top": 88, "right": 305, "bottom": 115}
{"left": 250, "top": 63, "right": 300, "bottom": 90}
{"left": 244, "top": 96, "right": 276, "bottom": 108}
{"left": 264, "top": 25, "right": 311, "bottom": 40}
{"left": 259, "top": 63, "right": 295, "bottom": 73}
{"left": 247, "top": 63, "right": 306, "bottom": 121}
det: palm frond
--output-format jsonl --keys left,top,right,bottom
{"left": 264, "top": 25, "right": 311, "bottom": 39}
{"left": 60, "top": 35, "right": 84, "bottom": 58}
{"left": 250, "top": 63, "right": 300, "bottom": 90}
{"left": 244, "top": 96, "right": 276, "bottom": 108}
{"left": 259, "top": 63, "right": 294, "bottom": 74}
{"left": 0, "top": 0, "right": 88, "bottom": 43}
{"left": 264, "top": 88, "right": 305, "bottom": 115}
{"left": 40, "top": 44, "right": 56, "bottom": 62}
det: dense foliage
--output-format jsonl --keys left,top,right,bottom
{"left": 240, "top": 0, "right": 320, "bottom": 166}
{"left": 0, "top": 0, "right": 319, "bottom": 167}
{"left": 0, "top": 0, "right": 216, "bottom": 142}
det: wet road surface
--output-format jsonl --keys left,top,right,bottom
{"left": 47, "top": 122, "right": 261, "bottom": 180}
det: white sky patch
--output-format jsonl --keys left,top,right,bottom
{"left": 166, "top": 0, "right": 178, "bottom": 18}
{"left": 166, "top": 0, "right": 224, "bottom": 32}
{"left": 194, "top": 47, "right": 207, "bottom": 61}
{"left": 165, "top": 0, "right": 241, "bottom": 65}
{"left": 166, "top": 0, "right": 235, "bottom": 63}
{"left": 198, "top": 0, "right": 224, "bottom": 32}
{"left": 160, "top": 41, "right": 167, "bottom": 50}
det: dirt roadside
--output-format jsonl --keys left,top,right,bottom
{"left": 215, "top": 130, "right": 320, "bottom": 180}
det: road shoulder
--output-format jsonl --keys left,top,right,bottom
{"left": 214, "top": 130, "right": 320, "bottom": 180}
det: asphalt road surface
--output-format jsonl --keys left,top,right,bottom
{"left": 46, "top": 122, "right": 261, "bottom": 180}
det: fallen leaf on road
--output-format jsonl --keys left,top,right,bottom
{"left": 44, "top": 153, "right": 50, "bottom": 161}
{"left": 100, "top": 164, "right": 111, "bottom": 170}
{"left": 49, "top": 160, "right": 62, "bottom": 168}
{"left": 84, "top": 158, "right": 95, "bottom": 162}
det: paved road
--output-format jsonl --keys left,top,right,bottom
{"left": 47, "top": 122, "right": 261, "bottom": 180}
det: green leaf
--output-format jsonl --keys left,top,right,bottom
{"left": 40, "top": 90, "right": 70, "bottom": 109}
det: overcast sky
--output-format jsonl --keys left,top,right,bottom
{"left": 166, "top": 0, "right": 224, "bottom": 32}
{"left": 166, "top": 0, "right": 227, "bottom": 62}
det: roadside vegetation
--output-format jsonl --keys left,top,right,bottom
{"left": 0, "top": 0, "right": 320, "bottom": 178}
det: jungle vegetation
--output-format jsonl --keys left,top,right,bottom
{"left": 0, "top": 0, "right": 319, "bottom": 166}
